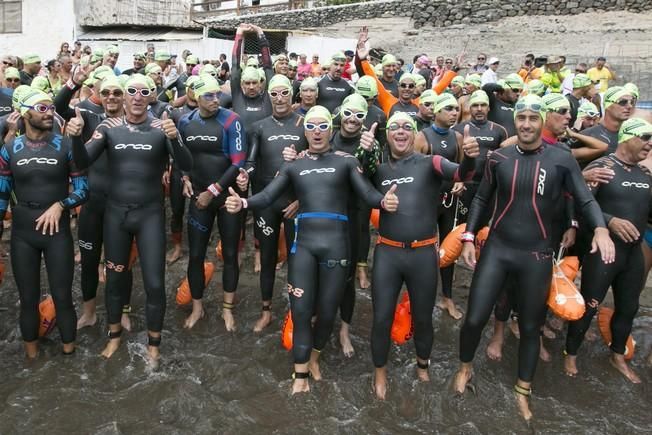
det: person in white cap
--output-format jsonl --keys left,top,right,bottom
{"left": 481, "top": 57, "right": 499, "bottom": 86}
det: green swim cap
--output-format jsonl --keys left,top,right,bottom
{"left": 399, "top": 73, "right": 416, "bottom": 84}
{"left": 185, "top": 75, "right": 199, "bottom": 90}
{"left": 100, "top": 76, "right": 124, "bottom": 93}
{"left": 91, "top": 49, "right": 104, "bottom": 64}
{"left": 268, "top": 74, "right": 292, "bottom": 93}
{"left": 88, "top": 65, "right": 115, "bottom": 86}
{"left": 503, "top": 73, "right": 524, "bottom": 91}
{"left": 155, "top": 50, "right": 171, "bottom": 62}
{"left": 240, "top": 66, "right": 259, "bottom": 83}
{"left": 619, "top": 118, "right": 652, "bottom": 143}
{"left": 433, "top": 93, "right": 458, "bottom": 113}
{"left": 4, "top": 67, "right": 19, "bottom": 80}
{"left": 465, "top": 74, "right": 482, "bottom": 89}
{"left": 374, "top": 63, "right": 383, "bottom": 77}
{"left": 386, "top": 111, "right": 417, "bottom": 131}
{"left": 542, "top": 92, "right": 570, "bottom": 112}
{"left": 289, "top": 59, "right": 298, "bottom": 69}
{"left": 356, "top": 76, "right": 378, "bottom": 98}
{"left": 577, "top": 101, "right": 600, "bottom": 119}
{"left": 604, "top": 86, "right": 631, "bottom": 109}
{"left": 414, "top": 74, "right": 426, "bottom": 88}
{"left": 193, "top": 75, "right": 220, "bottom": 97}
{"left": 526, "top": 79, "right": 546, "bottom": 96}
{"left": 572, "top": 73, "right": 592, "bottom": 89}
{"left": 257, "top": 68, "right": 266, "bottom": 82}
{"left": 514, "top": 94, "right": 545, "bottom": 121}
{"left": 12, "top": 85, "right": 32, "bottom": 110}
{"left": 185, "top": 55, "right": 199, "bottom": 65}
{"left": 451, "top": 76, "right": 465, "bottom": 87}
{"left": 496, "top": 79, "right": 506, "bottom": 89}
{"left": 117, "top": 74, "right": 129, "bottom": 87}
{"left": 300, "top": 77, "right": 318, "bottom": 92}
{"left": 200, "top": 64, "right": 218, "bottom": 76}
{"left": 106, "top": 45, "right": 120, "bottom": 55}
{"left": 246, "top": 57, "right": 259, "bottom": 67}
{"left": 145, "top": 63, "right": 162, "bottom": 75}
{"left": 469, "top": 90, "right": 490, "bottom": 106}
{"left": 20, "top": 89, "right": 51, "bottom": 115}
{"left": 624, "top": 82, "right": 639, "bottom": 99}
{"left": 125, "top": 73, "right": 150, "bottom": 90}
{"left": 419, "top": 89, "right": 437, "bottom": 105}
{"left": 22, "top": 53, "right": 41, "bottom": 64}
{"left": 304, "top": 105, "right": 332, "bottom": 128}
{"left": 30, "top": 76, "right": 51, "bottom": 93}
{"left": 341, "top": 93, "right": 368, "bottom": 114}
{"left": 382, "top": 54, "right": 397, "bottom": 67}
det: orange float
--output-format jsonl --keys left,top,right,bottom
{"left": 438, "top": 224, "right": 465, "bottom": 268}
{"left": 547, "top": 262, "right": 585, "bottom": 321}
{"left": 281, "top": 309, "right": 293, "bottom": 351}
{"left": 559, "top": 256, "right": 579, "bottom": 282}
{"left": 391, "top": 292, "right": 413, "bottom": 345}
{"left": 474, "top": 226, "right": 489, "bottom": 260}
{"left": 176, "top": 262, "right": 215, "bottom": 305}
{"left": 598, "top": 306, "right": 635, "bottom": 360}
{"left": 38, "top": 295, "right": 57, "bottom": 337}
{"left": 369, "top": 208, "right": 380, "bottom": 229}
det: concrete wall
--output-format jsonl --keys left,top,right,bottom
{"left": 75, "top": 0, "right": 194, "bottom": 27}
{"left": 0, "top": 0, "right": 76, "bottom": 61}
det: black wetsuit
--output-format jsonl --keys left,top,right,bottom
{"left": 0, "top": 133, "right": 88, "bottom": 344}
{"left": 366, "top": 104, "right": 388, "bottom": 155}
{"left": 388, "top": 101, "right": 418, "bottom": 119}
{"left": 566, "top": 154, "right": 652, "bottom": 356}
{"left": 415, "top": 115, "right": 431, "bottom": 132}
{"left": 243, "top": 149, "right": 384, "bottom": 364}
{"left": 379, "top": 77, "right": 399, "bottom": 98}
{"left": 421, "top": 125, "right": 460, "bottom": 299}
{"left": 0, "top": 90, "right": 12, "bottom": 115}
{"left": 582, "top": 123, "right": 619, "bottom": 156}
{"left": 316, "top": 75, "right": 354, "bottom": 113}
{"left": 566, "top": 93, "right": 581, "bottom": 127}
{"left": 178, "top": 108, "right": 245, "bottom": 299}
{"left": 0, "top": 113, "right": 65, "bottom": 146}
{"left": 371, "top": 152, "right": 475, "bottom": 367}
{"left": 244, "top": 112, "right": 307, "bottom": 303}
{"left": 460, "top": 143, "right": 605, "bottom": 382}
{"left": 482, "top": 83, "right": 516, "bottom": 137}
{"left": 72, "top": 117, "right": 192, "bottom": 337}
{"left": 149, "top": 100, "right": 170, "bottom": 120}
{"left": 77, "top": 97, "right": 104, "bottom": 115}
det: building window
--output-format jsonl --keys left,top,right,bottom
{"left": 1, "top": 1, "right": 22, "bottom": 34}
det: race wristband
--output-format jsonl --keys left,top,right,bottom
{"left": 241, "top": 198, "right": 248, "bottom": 209}
{"left": 571, "top": 219, "right": 579, "bottom": 229}
{"left": 207, "top": 183, "right": 222, "bottom": 197}
{"left": 461, "top": 231, "right": 475, "bottom": 243}
{"left": 66, "top": 78, "right": 78, "bottom": 90}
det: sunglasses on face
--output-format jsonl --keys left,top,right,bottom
{"left": 637, "top": 134, "right": 652, "bottom": 142}
{"left": 126, "top": 87, "right": 152, "bottom": 97}
{"left": 515, "top": 102, "right": 542, "bottom": 112}
{"left": 399, "top": 83, "right": 415, "bottom": 89}
{"left": 320, "top": 259, "right": 350, "bottom": 268}
{"left": 388, "top": 122, "right": 414, "bottom": 132}
{"left": 616, "top": 99, "right": 635, "bottom": 107}
{"left": 550, "top": 107, "right": 570, "bottom": 115}
{"left": 2, "top": 60, "right": 13, "bottom": 66}
{"left": 575, "top": 69, "right": 586, "bottom": 73}
{"left": 445, "top": 61, "right": 453, "bottom": 64}
{"left": 477, "top": 57, "right": 485, "bottom": 61}
{"left": 201, "top": 92, "right": 220, "bottom": 101}
{"left": 342, "top": 109, "right": 366, "bottom": 120}
{"left": 305, "top": 122, "right": 330, "bottom": 131}
{"left": 269, "top": 89, "right": 291, "bottom": 98}
{"left": 23, "top": 103, "right": 55, "bottom": 113}
{"left": 100, "top": 89, "right": 124, "bottom": 98}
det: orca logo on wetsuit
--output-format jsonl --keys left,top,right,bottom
{"left": 500, "top": 106, "right": 515, "bottom": 112}
{"left": 621, "top": 181, "right": 650, "bottom": 189}
{"left": 246, "top": 107, "right": 261, "bottom": 112}
{"left": 326, "top": 87, "right": 346, "bottom": 92}
{"left": 475, "top": 136, "right": 494, "bottom": 141}
{"left": 0, "top": 107, "right": 11, "bottom": 112}
{"left": 299, "top": 168, "right": 336, "bottom": 176}
{"left": 268, "top": 135, "right": 300, "bottom": 141}
{"left": 16, "top": 157, "right": 58, "bottom": 166}
{"left": 537, "top": 168, "right": 547, "bottom": 195}
{"left": 381, "top": 177, "right": 414, "bottom": 186}
{"left": 114, "top": 143, "right": 153, "bottom": 150}
{"left": 186, "top": 135, "right": 218, "bottom": 142}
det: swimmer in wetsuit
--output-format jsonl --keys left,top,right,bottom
{"left": 371, "top": 111, "right": 478, "bottom": 400}
{"left": 453, "top": 94, "right": 614, "bottom": 422}
{"left": 69, "top": 74, "right": 193, "bottom": 364}
{"left": 0, "top": 90, "right": 88, "bottom": 358}
{"left": 482, "top": 74, "right": 524, "bottom": 137}
{"left": 316, "top": 51, "right": 355, "bottom": 113}
{"left": 225, "top": 105, "right": 398, "bottom": 394}
{"left": 565, "top": 118, "right": 652, "bottom": 384}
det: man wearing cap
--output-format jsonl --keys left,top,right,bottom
{"left": 69, "top": 73, "right": 193, "bottom": 364}
{"left": 480, "top": 57, "right": 499, "bottom": 86}
{"left": 225, "top": 105, "right": 397, "bottom": 394}
{"left": 414, "top": 89, "right": 436, "bottom": 132}
{"left": 458, "top": 74, "right": 482, "bottom": 122}
{"left": 378, "top": 54, "right": 399, "bottom": 98}
{"left": 297, "top": 54, "right": 311, "bottom": 81}
{"left": 20, "top": 54, "right": 42, "bottom": 85}
{"left": 238, "top": 74, "right": 307, "bottom": 332}
{"left": 355, "top": 75, "right": 387, "bottom": 153}
{"left": 287, "top": 60, "right": 298, "bottom": 81}
{"left": 587, "top": 56, "right": 616, "bottom": 93}
{"left": 3, "top": 66, "right": 21, "bottom": 91}
{"left": 172, "top": 54, "right": 198, "bottom": 101}
{"left": 582, "top": 86, "right": 634, "bottom": 157}
{"left": 454, "top": 94, "right": 614, "bottom": 421}
{"left": 316, "top": 51, "right": 354, "bottom": 113}
{"left": 154, "top": 50, "right": 171, "bottom": 73}
{"left": 0, "top": 67, "right": 20, "bottom": 114}
{"left": 77, "top": 65, "right": 116, "bottom": 115}
{"left": 565, "top": 118, "right": 652, "bottom": 384}
{"left": 540, "top": 56, "right": 568, "bottom": 94}
{"left": 122, "top": 52, "right": 146, "bottom": 76}
{"left": 104, "top": 45, "right": 121, "bottom": 75}
{"left": 573, "top": 101, "right": 601, "bottom": 131}
{"left": 566, "top": 73, "right": 595, "bottom": 126}
{"left": 482, "top": 73, "right": 524, "bottom": 137}
{"left": 295, "top": 77, "right": 318, "bottom": 116}
{"left": 310, "top": 54, "right": 321, "bottom": 78}
{"left": 1, "top": 85, "right": 65, "bottom": 146}
{"left": 449, "top": 76, "right": 465, "bottom": 99}
{"left": 0, "top": 89, "right": 88, "bottom": 359}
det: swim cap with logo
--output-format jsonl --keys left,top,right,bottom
{"left": 399, "top": 73, "right": 416, "bottom": 84}
{"left": 300, "top": 77, "right": 318, "bottom": 92}
{"left": 542, "top": 92, "right": 570, "bottom": 112}
{"left": 623, "top": 82, "right": 639, "bottom": 99}
{"left": 124, "top": 73, "right": 150, "bottom": 90}
{"left": 12, "top": 85, "right": 32, "bottom": 110}
{"left": 514, "top": 94, "right": 545, "bottom": 121}
{"left": 419, "top": 89, "right": 437, "bottom": 105}
{"left": 117, "top": 74, "right": 129, "bottom": 87}
{"left": 185, "top": 75, "right": 199, "bottom": 90}
{"left": 185, "top": 55, "right": 199, "bottom": 65}
{"left": 30, "top": 76, "right": 51, "bottom": 93}
{"left": 20, "top": 89, "right": 52, "bottom": 115}
{"left": 246, "top": 57, "right": 259, "bottom": 67}
{"left": 240, "top": 66, "right": 260, "bottom": 83}
{"left": 193, "top": 75, "right": 220, "bottom": 97}
{"left": 469, "top": 90, "right": 490, "bottom": 106}
{"left": 414, "top": 74, "right": 426, "bottom": 88}
{"left": 572, "top": 73, "right": 592, "bottom": 89}
{"left": 341, "top": 93, "right": 368, "bottom": 114}
{"left": 604, "top": 86, "right": 632, "bottom": 109}
{"left": 503, "top": 73, "right": 524, "bottom": 91}
{"left": 304, "top": 105, "right": 332, "bottom": 128}
{"left": 577, "top": 101, "right": 600, "bottom": 119}
{"left": 433, "top": 93, "right": 459, "bottom": 113}
{"left": 91, "top": 49, "right": 104, "bottom": 64}
{"left": 155, "top": 50, "right": 171, "bottom": 62}
{"left": 382, "top": 54, "right": 398, "bottom": 66}
{"left": 451, "top": 76, "right": 466, "bottom": 87}
{"left": 145, "top": 63, "right": 162, "bottom": 75}
{"left": 22, "top": 53, "right": 41, "bottom": 64}
{"left": 386, "top": 111, "right": 417, "bottom": 131}
{"left": 100, "top": 76, "right": 124, "bottom": 93}
{"left": 268, "top": 74, "right": 292, "bottom": 93}
{"left": 465, "top": 74, "right": 482, "bottom": 89}
{"left": 4, "top": 67, "right": 20, "bottom": 80}
{"left": 618, "top": 118, "right": 652, "bottom": 143}
{"left": 106, "top": 45, "right": 120, "bottom": 55}
{"left": 356, "top": 76, "right": 378, "bottom": 98}
{"left": 526, "top": 79, "right": 546, "bottom": 96}
{"left": 200, "top": 64, "right": 218, "bottom": 76}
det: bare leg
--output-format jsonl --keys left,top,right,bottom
{"left": 486, "top": 320, "right": 505, "bottom": 361}
{"left": 254, "top": 249, "right": 261, "bottom": 273}
{"left": 609, "top": 353, "right": 642, "bottom": 383}
{"left": 253, "top": 302, "right": 272, "bottom": 332}
{"left": 166, "top": 242, "right": 182, "bottom": 264}
{"left": 564, "top": 353, "right": 578, "bottom": 376}
{"left": 184, "top": 298, "right": 205, "bottom": 329}
{"left": 374, "top": 366, "right": 388, "bottom": 400}
{"left": 514, "top": 380, "right": 533, "bottom": 421}
{"left": 453, "top": 362, "right": 474, "bottom": 394}
{"left": 416, "top": 358, "right": 430, "bottom": 382}
{"left": 24, "top": 340, "right": 38, "bottom": 359}
{"left": 539, "top": 337, "right": 551, "bottom": 362}
{"left": 308, "top": 349, "right": 322, "bottom": 380}
{"left": 62, "top": 342, "right": 75, "bottom": 354}
{"left": 339, "top": 321, "right": 355, "bottom": 357}
{"left": 77, "top": 299, "right": 97, "bottom": 329}
{"left": 291, "top": 362, "right": 310, "bottom": 394}
{"left": 147, "top": 331, "right": 161, "bottom": 369}
{"left": 357, "top": 264, "right": 371, "bottom": 289}
{"left": 437, "top": 296, "right": 463, "bottom": 320}
{"left": 509, "top": 318, "right": 521, "bottom": 339}
{"left": 222, "top": 293, "right": 236, "bottom": 332}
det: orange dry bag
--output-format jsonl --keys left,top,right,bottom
{"left": 391, "top": 292, "right": 413, "bottom": 345}
{"left": 38, "top": 295, "right": 57, "bottom": 337}
{"left": 438, "top": 224, "right": 465, "bottom": 268}
{"left": 176, "top": 262, "right": 215, "bottom": 305}
{"left": 559, "top": 256, "right": 579, "bottom": 282}
{"left": 281, "top": 310, "right": 293, "bottom": 351}
{"left": 598, "top": 306, "right": 635, "bottom": 360}
{"left": 547, "top": 260, "right": 585, "bottom": 321}
{"left": 369, "top": 208, "right": 380, "bottom": 229}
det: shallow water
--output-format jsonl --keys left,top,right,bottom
{"left": 0, "top": 226, "right": 650, "bottom": 434}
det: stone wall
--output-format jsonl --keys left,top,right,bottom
{"left": 202, "top": 0, "right": 648, "bottom": 30}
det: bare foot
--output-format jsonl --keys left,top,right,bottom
{"left": 509, "top": 320, "right": 520, "bottom": 339}
{"left": 184, "top": 307, "right": 205, "bottom": 329}
{"left": 564, "top": 354, "right": 578, "bottom": 377}
{"left": 121, "top": 313, "right": 132, "bottom": 332}
{"left": 222, "top": 308, "right": 236, "bottom": 332}
{"left": 291, "top": 378, "right": 310, "bottom": 394}
{"left": 515, "top": 390, "right": 533, "bottom": 421}
{"left": 609, "top": 354, "right": 642, "bottom": 383}
{"left": 147, "top": 346, "right": 160, "bottom": 370}
{"left": 549, "top": 316, "right": 564, "bottom": 331}
{"left": 62, "top": 342, "right": 75, "bottom": 355}
{"left": 357, "top": 265, "right": 371, "bottom": 289}
{"left": 339, "top": 323, "right": 355, "bottom": 357}
{"left": 416, "top": 361, "right": 430, "bottom": 382}
{"left": 437, "top": 297, "right": 463, "bottom": 320}
{"left": 254, "top": 250, "right": 261, "bottom": 273}
{"left": 374, "top": 367, "right": 388, "bottom": 400}
{"left": 166, "top": 244, "right": 182, "bottom": 264}
{"left": 453, "top": 366, "right": 473, "bottom": 395}
{"left": 539, "top": 339, "right": 551, "bottom": 362}
{"left": 101, "top": 338, "right": 121, "bottom": 359}
{"left": 253, "top": 308, "right": 272, "bottom": 332}
{"left": 76, "top": 312, "right": 97, "bottom": 329}
{"left": 542, "top": 325, "right": 556, "bottom": 339}
{"left": 308, "top": 351, "right": 322, "bottom": 380}
{"left": 24, "top": 341, "right": 38, "bottom": 359}
{"left": 486, "top": 331, "right": 504, "bottom": 361}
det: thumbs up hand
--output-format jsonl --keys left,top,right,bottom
{"left": 66, "top": 107, "right": 85, "bottom": 137}
{"left": 236, "top": 167, "right": 249, "bottom": 191}
{"left": 160, "top": 110, "right": 178, "bottom": 139}
{"left": 360, "top": 122, "right": 377, "bottom": 151}
{"left": 225, "top": 187, "right": 245, "bottom": 214}
{"left": 462, "top": 124, "right": 479, "bottom": 158}
{"left": 381, "top": 184, "right": 399, "bottom": 212}
{"left": 282, "top": 144, "right": 297, "bottom": 161}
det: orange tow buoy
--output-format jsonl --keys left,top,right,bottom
{"left": 438, "top": 224, "right": 466, "bottom": 268}
{"left": 547, "top": 262, "right": 585, "bottom": 321}
{"left": 391, "top": 292, "right": 413, "bottom": 345}
{"left": 176, "top": 262, "right": 215, "bottom": 305}
{"left": 369, "top": 208, "right": 380, "bottom": 229}
{"left": 38, "top": 295, "right": 57, "bottom": 337}
{"left": 598, "top": 306, "right": 635, "bottom": 360}
{"left": 559, "top": 256, "right": 579, "bottom": 282}
{"left": 474, "top": 226, "right": 489, "bottom": 260}
{"left": 281, "top": 309, "right": 293, "bottom": 351}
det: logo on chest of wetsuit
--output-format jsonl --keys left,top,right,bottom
{"left": 381, "top": 177, "right": 414, "bottom": 186}
{"left": 186, "top": 135, "right": 218, "bottom": 142}
{"left": 299, "top": 167, "right": 336, "bottom": 176}
{"left": 621, "top": 181, "right": 650, "bottom": 189}
{"left": 0, "top": 107, "right": 11, "bottom": 112}
{"left": 475, "top": 136, "right": 494, "bottom": 141}
{"left": 114, "top": 143, "right": 153, "bottom": 150}
{"left": 325, "top": 87, "right": 346, "bottom": 92}
{"left": 537, "top": 168, "right": 547, "bottom": 195}
{"left": 16, "top": 157, "right": 58, "bottom": 166}
{"left": 268, "top": 135, "right": 300, "bottom": 141}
